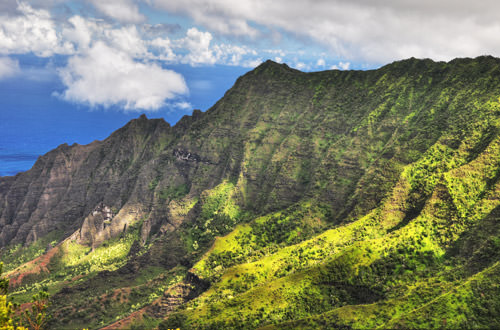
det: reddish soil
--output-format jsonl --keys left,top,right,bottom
{"left": 8, "top": 246, "right": 60, "bottom": 287}
{"left": 100, "top": 307, "right": 149, "bottom": 330}
{"left": 100, "top": 293, "right": 165, "bottom": 330}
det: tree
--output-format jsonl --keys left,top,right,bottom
{"left": 0, "top": 262, "right": 27, "bottom": 330}
{"left": 22, "top": 289, "right": 50, "bottom": 330}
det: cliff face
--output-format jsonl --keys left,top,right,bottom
{"left": 0, "top": 116, "right": 165, "bottom": 247}
{"left": 3, "top": 57, "right": 500, "bottom": 251}
{"left": 3, "top": 56, "right": 500, "bottom": 329}
{"left": 2, "top": 57, "right": 500, "bottom": 249}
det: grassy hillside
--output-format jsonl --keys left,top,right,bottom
{"left": 160, "top": 57, "right": 500, "bottom": 329}
{"left": 2, "top": 56, "right": 500, "bottom": 329}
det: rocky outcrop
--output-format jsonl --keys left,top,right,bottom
{"left": 0, "top": 142, "right": 100, "bottom": 247}
{"left": 173, "top": 148, "right": 214, "bottom": 164}
{"left": 0, "top": 116, "right": 171, "bottom": 247}
{"left": 148, "top": 272, "right": 209, "bottom": 317}
{"left": 78, "top": 203, "right": 114, "bottom": 248}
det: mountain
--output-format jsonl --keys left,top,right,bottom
{"left": 2, "top": 56, "right": 500, "bottom": 329}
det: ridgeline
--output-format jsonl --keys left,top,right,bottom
{"left": 2, "top": 56, "right": 500, "bottom": 329}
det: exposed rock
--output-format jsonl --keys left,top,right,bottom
{"left": 78, "top": 203, "right": 114, "bottom": 248}
{"left": 148, "top": 272, "right": 209, "bottom": 318}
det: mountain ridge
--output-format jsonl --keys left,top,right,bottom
{"left": 2, "top": 56, "right": 500, "bottom": 329}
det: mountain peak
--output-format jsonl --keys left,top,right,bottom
{"left": 252, "top": 59, "right": 299, "bottom": 75}
{"left": 260, "top": 59, "right": 285, "bottom": 67}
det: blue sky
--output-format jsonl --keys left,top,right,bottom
{"left": 1, "top": 0, "right": 500, "bottom": 175}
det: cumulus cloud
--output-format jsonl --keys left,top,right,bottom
{"left": 179, "top": 27, "right": 217, "bottom": 65}
{"left": 149, "top": 0, "right": 500, "bottom": 63}
{"left": 331, "top": 62, "right": 350, "bottom": 70}
{"left": 242, "top": 58, "right": 263, "bottom": 68}
{"left": 150, "top": 37, "right": 177, "bottom": 62}
{"left": 0, "top": 1, "right": 272, "bottom": 111}
{"left": 0, "top": 2, "right": 73, "bottom": 56}
{"left": 173, "top": 101, "right": 192, "bottom": 110}
{"left": 6, "top": 0, "right": 500, "bottom": 72}
{"left": 293, "top": 61, "right": 309, "bottom": 71}
{"left": 213, "top": 44, "right": 255, "bottom": 66}
{"left": 61, "top": 17, "right": 255, "bottom": 67}
{"left": 0, "top": 2, "right": 264, "bottom": 69}
{"left": 61, "top": 15, "right": 101, "bottom": 50}
{"left": 105, "top": 25, "right": 149, "bottom": 58}
{"left": 62, "top": 16, "right": 149, "bottom": 59}
{"left": 173, "top": 27, "right": 259, "bottom": 66}
{"left": 57, "top": 42, "right": 188, "bottom": 111}
{"left": 88, "top": 0, "right": 145, "bottom": 24}
{"left": 0, "top": 57, "right": 20, "bottom": 79}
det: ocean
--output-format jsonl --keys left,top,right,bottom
{"left": 0, "top": 55, "right": 248, "bottom": 176}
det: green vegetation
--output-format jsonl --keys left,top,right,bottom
{"left": 1, "top": 262, "right": 50, "bottom": 330}
{"left": 22, "top": 289, "right": 50, "bottom": 330}
{"left": 3, "top": 219, "right": 185, "bottom": 329}
{"left": 0, "top": 231, "right": 62, "bottom": 272}
{"left": 193, "top": 201, "right": 331, "bottom": 281}
{"left": 4, "top": 57, "right": 500, "bottom": 329}
{"left": 159, "top": 183, "right": 190, "bottom": 200}
{"left": 181, "top": 181, "right": 248, "bottom": 254}
{"left": 158, "top": 57, "right": 500, "bottom": 329}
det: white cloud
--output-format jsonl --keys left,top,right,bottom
{"left": 150, "top": 0, "right": 259, "bottom": 37}
{"left": 173, "top": 27, "right": 260, "bottom": 66}
{"left": 331, "top": 62, "right": 350, "bottom": 70}
{"left": 213, "top": 44, "right": 252, "bottom": 66}
{"left": 62, "top": 17, "right": 257, "bottom": 66}
{"left": 57, "top": 42, "right": 188, "bottom": 111}
{"left": 173, "top": 101, "right": 192, "bottom": 110}
{"left": 105, "top": 25, "right": 149, "bottom": 58}
{"left": 242, "top": 58, "right": 263, "bottom": 68}
{"left": 62, "top": 16, "right": 149, "bottom": 59}
{"left": 149, "top": 0, "right": 500, "bottom": 63}
{"left": 0, "top": 2, "right": 73, "bottom": 57}
{"left": 4, "top": 0, "right": 500, "bottom": 74}
{"left": 150, "top": 37, "right": 177, "bottom": 62}
{"left": 0, "top": 2, "right": 263, "bottom": 71}
{"left": 62, "top": 16, "right": 102, "bottom": 50}
{"left": 88, "top": 0, "right": 145, "bottom": 24}
{"left": 0, "top": 57, "right": 20, "bottom": 79}
{"left": 179, "top": 27, "right": 217, "bottom": 65}
{"left": 293, "top": 61, "right": 309, "bottom": 71}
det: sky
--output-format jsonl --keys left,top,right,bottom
{"left": 1, "top": 0, "right": 500, "bottom": 176}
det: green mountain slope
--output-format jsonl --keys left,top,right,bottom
{"left": 2, "top": 56, "right": 500, "bottom": 329}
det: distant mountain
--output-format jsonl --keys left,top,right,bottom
{"left": 2, "top": 56, "right": 500, "bottom": 329}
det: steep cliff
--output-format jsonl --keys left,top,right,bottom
{"left": 2, "top": 56, "right": 500, "bottom": 329}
